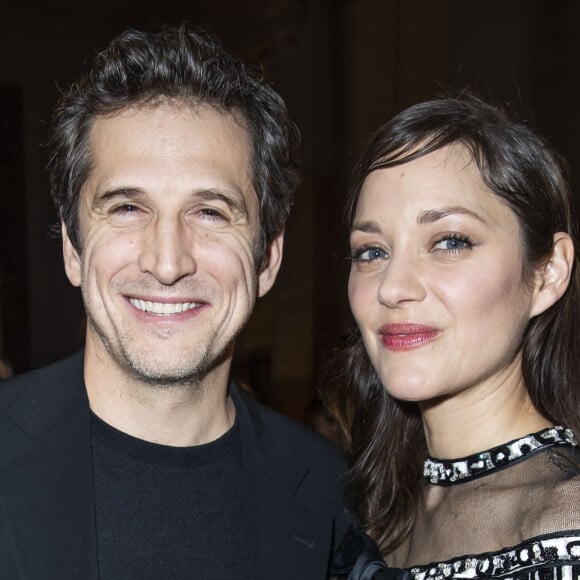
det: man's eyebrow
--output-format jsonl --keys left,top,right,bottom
{"left": 91, "top": 187, "right": 250, "bottom": 216}
{"left": 92, "top": 188, "right": 143, "bottom": 209}
{"left": 417, "top": 206, "right": 488, "bottom": 225}
{"left": 193, "top": 188, "right": 249, "bottom": 217}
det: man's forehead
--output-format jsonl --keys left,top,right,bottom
{"left": 90, "top": 98, "right": 251, "bottom": 140}
{"left": 84, "top": 101, "right": 255, "bottom": 187}
{"left": 80, "top": 100, "right": 258, "bottom": 212}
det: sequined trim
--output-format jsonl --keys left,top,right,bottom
{"left": 423, "top": 426, "right": 577, "bottom": 485}
{"left": 409, "top": 531, "right": 580, "bottom": 580}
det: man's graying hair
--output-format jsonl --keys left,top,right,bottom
{"left": 48, "top": 25, "right": 300, "bottom": 263}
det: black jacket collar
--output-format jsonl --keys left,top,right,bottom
{"left": 0, "top": 352, "right": 343, "bottom": 579}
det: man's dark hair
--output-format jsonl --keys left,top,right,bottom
{"left": 48, "top": 26, "right": 300, "bottom": 263}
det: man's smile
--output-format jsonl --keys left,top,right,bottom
{"left": 128, "top": 298, "right": 202, "bottom": 315}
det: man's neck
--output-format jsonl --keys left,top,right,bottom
{"left": 83, "top": 349, "right": 235, "bottom": 447}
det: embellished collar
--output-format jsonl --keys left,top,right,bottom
{"left": 423, "top": 426, "right": 577, "bottom": 485}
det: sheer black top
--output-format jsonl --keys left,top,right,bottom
{"left": 335, "top": 426, "right": 580, "bottom": 580}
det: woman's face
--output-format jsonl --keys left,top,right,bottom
{"left": 348, "top": 144, "right": 544, "bottom": 406}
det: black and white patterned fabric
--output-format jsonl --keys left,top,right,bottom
{"left": 409, "top": 531, "right": 580, "bottom": 579}
{"left": 423, "top": 426, "right": 577, "bottom": 485}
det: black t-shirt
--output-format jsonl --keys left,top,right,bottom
{"left": 91, "top": 412, "right": 252, "bottom": 579}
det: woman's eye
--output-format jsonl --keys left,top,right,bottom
{"left": 351, "top": 246, "right": 388, "bottom": 262}
{"left": 432, "top": 235, "right": 474, "bottom": 252}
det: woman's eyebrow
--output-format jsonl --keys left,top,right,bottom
{"left": 350, "top": 219, "right": 382, "bottom": 234}
{"left": 417, "top": 206, "right": 488, "bottom": 225}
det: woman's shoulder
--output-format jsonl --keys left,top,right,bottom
{"left": 548, "top": 443, "right": 580, "bottom": 473}
{"left": 517, "top": 445, "right": 580, "bottom": 538}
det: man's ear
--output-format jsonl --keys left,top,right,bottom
{"left": 62, "top": 222, "right": 82, "bottom": 288}
{"left": 257, "top": 229, "right": 284, "bottom": 298}
{"left": 530, "top": 232, "right": 574, "bottom": 318}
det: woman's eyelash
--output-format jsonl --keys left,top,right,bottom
{"left": 349, "top": 245, "right": 388, "bottom": 263}
{"left": 348, "top": 234, "right": 474, "bottom": 263}
{"left": 433, "top": 234, "right": 474, "bottom": 252}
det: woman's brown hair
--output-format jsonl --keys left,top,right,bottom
{"left": 324, "top": 94, "right": 580, "bottom": 554}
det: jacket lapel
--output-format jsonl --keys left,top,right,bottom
{"left": 0, "top": 352, "right": 97, "bottom": 580}
{"left": 248, "top": 475, "right": 334, "bottom": 579}
{"left": 232, "top": 385, "right": 335, "bottom": 579}
{"left": 0, "top": 360, "right": 338, "bottom": 579}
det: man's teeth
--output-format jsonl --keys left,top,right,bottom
{"left": 129, "top": 299, "right": 199, "bottom": 315}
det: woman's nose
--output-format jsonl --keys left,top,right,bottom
{"left": 377, "top": 253, "right": 426, "bottom": 308}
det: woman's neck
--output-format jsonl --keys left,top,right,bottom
{"left": 420, "top": 371, "right": 551, "bottom": 459}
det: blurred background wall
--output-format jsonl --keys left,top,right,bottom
{"left": 1, "top": 0, "right": 579, "bottom": 419}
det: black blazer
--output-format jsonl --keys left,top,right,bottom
{"left": 0, "top": 352, "right": 348, "bottom": 579}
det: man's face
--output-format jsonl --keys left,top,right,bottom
{"left": 63, "top": 103, "right": 282, "bottom": 386}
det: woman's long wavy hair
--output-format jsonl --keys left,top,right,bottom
{"left": 324, "top": 94, "right": 580, "bottom": 555}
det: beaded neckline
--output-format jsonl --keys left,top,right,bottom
{"left": 423, "top": 426, "right": 577, "bottom": 485}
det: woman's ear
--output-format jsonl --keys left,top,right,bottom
{"left": 62, "top": 222, "right": 82, "bottom": 288}
{"left": 257, "top": 229, "right": 284, "bottom": 298}
{"left": 530, "top": 232, "right": 574, "bottom": 317}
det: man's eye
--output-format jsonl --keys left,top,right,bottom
{"left": 199, "top": 208, "right": 227, "bottom": 220}
{"left": 350, "top": 246, "right": 388, "bottom": 262}
{"left": 112, "top": 204, "right": 141, "bottom": 214}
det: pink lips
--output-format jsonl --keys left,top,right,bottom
{"left": 379, "top": 323, "right": 441, "bottom": 351}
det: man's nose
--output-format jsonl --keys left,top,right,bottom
{"left": 137, "top": 218, "right": 196, "bottom": 285}
{"left": 377, "top": 252, "right": 426, "bottom": 308}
